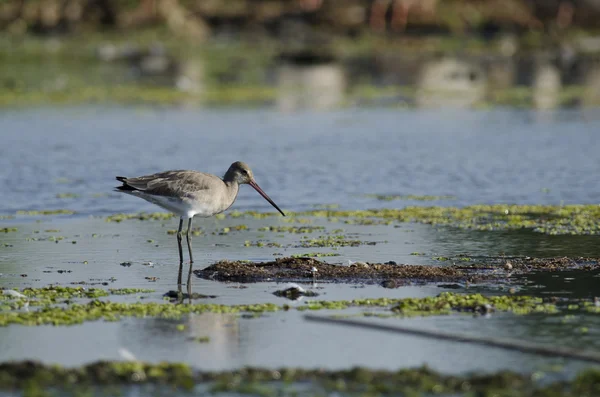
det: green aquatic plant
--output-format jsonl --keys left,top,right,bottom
{"left": 16, "top": 209, "right": 75, "bottom": 216}
{"left": 298, "top": 235, "right": 371, "bottom": 248}
{"left": 0, "top": 292, "right": 560, "bottom": 327}
{"left": 0, "top": 301, "right": 282, "bottom": 326}
{"left": 106, "top": 212, "right": 175, "bottom": 222}
{"left": 244, "top": 240, "right": 282, "bottom": 248}
{"left": 365, "top": 194, "right": 456, "bottom": 201}
{"left": 108, "top": 288, "right": 155, "bottom": 295}
{"left": 390, "top": 292, "right": 558, "bottom": 317}
{"left": 56, "top": 193, "right": 80, "bottom": 199}
{"left": 104, "top": 204, "right": 600, "bottom": 235}
{"left": 257, "top": 225, "right": 324, "bottom": 233}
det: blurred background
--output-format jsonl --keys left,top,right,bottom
{"left": 2, "top": 0, "right": 600, "bottom": 110}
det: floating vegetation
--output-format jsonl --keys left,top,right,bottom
{"left": 0, "top": 227, "right": 17, "bottom": 232}
{"left": 108, "top": 288, "right": 155, "bottom": 295}
{"left": 258, "top": 225, "right": 324, "bottom": 233}
{"left": 0, "top": 286, "right": 156, "bottom": 310}
{"left": 56, "top": 193, "right": 80, "bottom": 199}
{"left": 366, "top": 194, "right": 456, "bottom": 201}
{"left": 16, "top": 209, "right": 75, "bottom": 216}
{"left": 390, "top": 292, "right": 557, "bottom": 317}
{"left": 343, "top": 218, "right": 393, "bottom": 225}
{"left": 298, "top": 235, "right": 373, "bottom": 248}
{"left": 106, "top": 212, "right": 175, "bottom": 222}
{"left": 104, "top": 204, "right": 600, "bottom": 235}
{"left": 19, "top": 286, "right": 110, "bottom": 300}
{"left": 0, "top": 290, "right": 561, "bottom": 327}
{"left": 214, "top": 225, "right": 247, "bottom": 234}
{"left": 244, "top": 240, "right": 282, "bottom": 248}
{"left": 0, "top": 300, "right": 281, "bottom": 326}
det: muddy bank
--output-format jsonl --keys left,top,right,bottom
{"left": 194, "top": 256, "right": 600, "bottom": 284}
{"left": 194, "top": 256, "right": 477, "bottom": 283}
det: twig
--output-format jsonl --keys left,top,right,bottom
{"left": 304, "top": 314, "right": 600, "bottom": 364}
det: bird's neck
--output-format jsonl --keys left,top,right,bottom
{"left": 223, "top": 179, "right": 240, "bottom": 209}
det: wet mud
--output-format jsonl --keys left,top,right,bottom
{"left": 194, "top": 256, "right": 477, "bottom": 284}
{"left": 194, "top": 256, "right": 600, "bottom": 285}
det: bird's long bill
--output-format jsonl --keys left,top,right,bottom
{"left": 249, "top": 180, "right": 286, "bottom": 216}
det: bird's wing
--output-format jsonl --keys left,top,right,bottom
{"left": 119, "top": 170, "right": 222, "bottom": 197}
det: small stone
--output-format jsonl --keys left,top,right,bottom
{"left": 504, "top": 262, "right": 513, "bottom": 271}
{"left": 381, "top": 279, "right": 398, "bottom": 289}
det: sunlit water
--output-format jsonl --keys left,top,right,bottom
{"left": 1, "top": 107, "right": 600, "bottom": 216}
{"left": 1, "top": 106, "right": 600, "bottom": 380}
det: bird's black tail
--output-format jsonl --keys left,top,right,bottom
{"left": 115, "top": 176, "right": 136, "bottom": 191}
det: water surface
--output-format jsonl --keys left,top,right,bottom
{"left": 1, "top": 106, "right": 600, "bottom": 381}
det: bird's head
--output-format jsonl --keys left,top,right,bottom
{"left": 226, "top": 161, "right": 254, "bottom": 185}
{"left": 225, "top": 161, "right": 285, "bottom": 216}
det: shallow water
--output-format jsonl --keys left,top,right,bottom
{"left": 1, "top": 107, "right": 600, "bottom": 216}
{"left": 1, "top": 106, "right": 600, "bottom": 383}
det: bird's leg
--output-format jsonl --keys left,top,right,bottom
{"left": 186, "top": 218, "right": 194, "bottom": 264}
{"left": 176, "top": 282, "right": 183, "bottom": 304}
{"left": 186, "top": 275, "right": 192, "bottom": 304}
{"left": 186, "top": 218, "right": 194, "bottom": 301}
{"left": 177, "top": 218, "right": 184, "bottom": 285}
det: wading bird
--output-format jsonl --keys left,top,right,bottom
{"left": 115, "top": 161, "right": 285, "bottom": 285}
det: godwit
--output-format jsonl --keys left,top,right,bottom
{"left": 115, "top": 161, "right": 285, "bottom": 285}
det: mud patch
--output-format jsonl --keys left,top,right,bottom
{"left": 194, "top": 257, "right": 479, "bottom": 283}
{"left": 195, "top": 256, "right": 600, "bottom": 284}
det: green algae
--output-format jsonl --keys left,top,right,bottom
{"left": 0, "top": 301, "right": 281, "bottom": 326}
{"left": 390, "top": 292, "right": 558, "bottom": 317}
{"left": 258, "top": 225, "right": 325, "bottom": 233}
{"left": 366, "top": 194, "right": 456, "bottom": 201}
{"left": 298, "top": 235, "right": 373, "bottom": 248}
{"left": 0, "top": 286, "right": 155, "bottom": 307}
{"left": 16, "top": 209, "right": 75, "bottom": 216}
{"left": 106, "top": 212, "right": 175, "bottom": 222}
{"left": 20, "top": 286, "right": 110, "bottom": 300}
{"left": 105, "top": 203, "right": 600, "bottom": 235}
{"left": 2, "top": 360, "right": 600, "bottom": 396}
{"left": 298, "top": 293, "right": 558, "bottom": 317}
{"left": 244, "top": 240, "right": 282, "bottom": 248}
{"left": 0, "top": 292, "right": 559, "bottom": 327}
{"left": 55, "top": 193, "right": 80, "bottom": 199}
{"left": 108, "top": 288, "right": 155, "bottom": 295}
{"left": 257, "top": 204, "right": 600, "bottom": 235}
